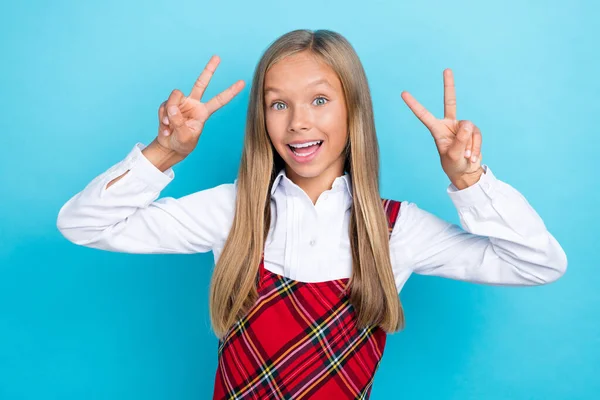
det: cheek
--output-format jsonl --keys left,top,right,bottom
{"left": 265, "top": 117, "right": 285, "bottom": 145}
{"left": 319, "top": 110, "right": 347, "bottom": 146}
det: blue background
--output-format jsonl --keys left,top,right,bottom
{"left": 1, "top": 0, "right": 597, "bottom": 399}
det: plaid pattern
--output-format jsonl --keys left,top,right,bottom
{"left": 212, "top": 198, "right": 401, "bottom": 399}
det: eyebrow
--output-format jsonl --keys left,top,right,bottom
{"left": 264, "top": 78, "right": 333, "bottom": 94}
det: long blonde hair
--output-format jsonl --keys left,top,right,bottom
{"left": 209, "top": 29, "right": 405, "bottom": 340}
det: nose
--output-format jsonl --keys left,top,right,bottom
{"left": 288, "top": 104, "right": 312, "bottom": 133}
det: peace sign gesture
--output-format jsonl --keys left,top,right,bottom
{"left": 156, "top": 55, "right": 245, "bottom": 157}
{"left": 401, "top": 69, "right": 484, "bottom": 189}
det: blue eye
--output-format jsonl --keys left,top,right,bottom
{"left": 269, "top": 97, "right": 328, "bottom": 111}
{"left": 271, "top": 101, "right": 286, "bottom": 111}
{"left": 313, "top": 97, "right": 328, "bottom": 106}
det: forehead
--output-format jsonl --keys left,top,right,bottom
{"left": 264, "top": 52, "right": 341, "bottom": 94}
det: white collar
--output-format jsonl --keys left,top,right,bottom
{"left": 270, "top": 168, "right": 353, "bottom": 198}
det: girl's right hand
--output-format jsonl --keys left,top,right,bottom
{"left": 156, "top": 55, "right": 245, "bottom": 157}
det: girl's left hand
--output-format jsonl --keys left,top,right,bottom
{"left": 401, "top": 69, "right": 484, "bottom": 189}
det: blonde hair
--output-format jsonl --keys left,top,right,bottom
{"left": 209, "top": 29, "right": 405, "bottom": 340}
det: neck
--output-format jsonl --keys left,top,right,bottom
{"left": 285, "top": 163, "right": 345, "bottom": 205}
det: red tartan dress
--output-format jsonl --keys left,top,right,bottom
{"left": 212, "top": 199, "right": 401, "bottom": 399}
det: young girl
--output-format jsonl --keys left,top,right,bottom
{"left": 57, "top": 29, "right": 567, "bottom": 399}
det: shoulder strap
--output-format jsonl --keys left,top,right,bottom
{"left": 380, "top": 198, "right": 401, "bottom": 239}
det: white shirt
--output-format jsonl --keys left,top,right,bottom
{"left": 56, "top": 142, "right": 567, "bottom": 293}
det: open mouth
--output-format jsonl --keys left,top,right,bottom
{"left": 287, "top": 140, "right": 323, "bottom": 157}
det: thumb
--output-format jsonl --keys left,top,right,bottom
{"left": 166, "top": 105, "right": 186, "bottom": 130}
{"left": 447, "top": 120, "right": 472, "bottom": 160}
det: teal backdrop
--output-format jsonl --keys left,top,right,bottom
{"left": 1, "top": 0, "right": 597, "bottom": 399}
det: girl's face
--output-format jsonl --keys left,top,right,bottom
{"left": 264, "top": 51, "right": 349, "bottom": 189}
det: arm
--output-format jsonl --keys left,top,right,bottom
{"left": 106, "top": 138, "right": 186, "bottom": 189}
{"left": 56, "top": 142, "right": 235, "bottom": 254}
{"left": 390, "top": 164, "right": 567, "bottom": 286}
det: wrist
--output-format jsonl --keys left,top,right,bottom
{"left": 142, "top": 139, "right": 186, "bottom": 172}
{"left": 450, "top": 166, "right": 485, "bottom": 190}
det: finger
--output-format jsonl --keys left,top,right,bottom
{"left": 458, "top": 119, "right": 472, "bottom": 158}
{"left": 166, "top": 103, "right": 186, "bottom": 132}
{"left": 158, "top": 100, "right": 166, "bottom": 123}
{"left": 444, "top": 69, "right": 457, "bottom": 120}
{"left": 470, "top": 126, "right": 482, "bottom": 163}
{"left": 464, "top": 131, "right": 473, "bottom": 159}
{"left": 162, "top": 90, "right": 186, "bottom": 135}
{"left": 447, "top": 120, "right": 472, "bottom": 161}
{"left": 158, "top": 101, "right": 171, "bottom": 136}
{"left": 401, "top": 91, "right": 437, "bottom": 131}
{"left": 204, "top": 80, "right": 246, "bottom": 116}
{"left": 164, "top": 91, "right": 187, "bottom": 130}
{"left": 165, "top": 89, "right": 185, "bottom": 119}
{"left": 189, "top": 55, "right": 221, "bottom": 101}
{"left": 159, "top": 100, "right": 170, "bottom": 125}
{"left": 166, "top": 89, "right": 185, "bottom": 109}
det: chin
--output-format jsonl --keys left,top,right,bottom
{"left": 282, "top": 158, "right": 321, "bottom": 174}
{"left": 287, "top": 166, "right": 325, "bottom": 179}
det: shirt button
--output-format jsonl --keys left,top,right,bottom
{"left": 309, "top": 239, "right": 316, "bottom": 246}
{"left": 322, "top": 194, "right": 329, "bottom": 201}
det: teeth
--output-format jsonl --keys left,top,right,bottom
{"left": 289, "top": 140, "right": 322, "bottom": 148}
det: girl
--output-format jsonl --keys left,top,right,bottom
{"left": 57, "top": 29, "right": 567, "bottom": 399}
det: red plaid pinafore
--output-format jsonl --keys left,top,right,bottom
{"left": 212, "top": 198, "right": 401, "bottom": 399}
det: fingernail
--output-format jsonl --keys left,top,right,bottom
{"left": 465, "top": 149, "right": 471, "bottom": 158}
{"left": 464, "top": 122, "right": 472, "bottom": 132}
{"left": 163, "top": 129, "right": 170, "bottom": 136}
{"left": 162, "top": 116, "right": 169, "bottom": 125}
{"left": 167, "top": 106, "right": 178, "bottom": 116}
{"left": 471, "top": 155, "right": 477, "bottom": 163}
